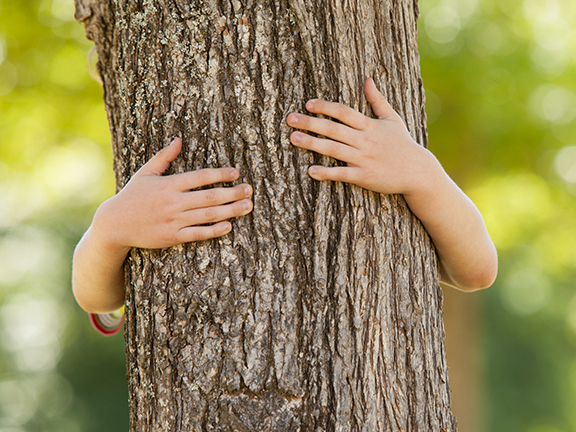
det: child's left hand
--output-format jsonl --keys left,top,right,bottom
{"left": 287, "top": 77, "right": 433, "bottom": 198}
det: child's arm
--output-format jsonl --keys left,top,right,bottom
{"left": 72, "top": 138, "right": 254, "bottom": 313}
{"left": 287, "top": 78, "right": 497, "bottom": 291}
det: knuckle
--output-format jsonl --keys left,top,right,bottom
{"left": 165, "top": 198, "right": 182, "bottom": 217}
{"left": 325, "top": 121, "right": 338, "bottom": 136}
{"left": 183, "top": 228, "right": 202, "bottom": 243}
{"left": 230, "top": 202, "right": 242, "bottom": 216}
{"left": 326, "top": 141, "right": 339, "bottom": 157}
{"left": 164, "top": 212, "right": 177, "bottom": 226}
{"left": 203, "top": 207, "right": 217, "bottom": 222}
{"left": 309, "top": 135, "right": 320, "bottom": 148}
{"left": 186, "top": 231, "right": 201, "bottom": 243}
{"left": 215, "top": 169, "right": 228, "bottom": 182}
{"left": 156, "top": 178, "right": 171, "bottom": 193}
{"left": 223, "top": 202, "right": 237, "bottom": 217}
{"left": 210, "top": 225, "right": 223, "bottom": 238}
{"left": 194, "top": 170, "right": 209, "bottom": 185}
{"left": 335, "top": 168, "right": 348, "bottom": 182}
{"left": 204, "top": 190, "right": 217, "bottom": 203}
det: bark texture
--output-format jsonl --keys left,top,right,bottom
{"left": 75, "top": 0, "right": 456, "bottom": 430}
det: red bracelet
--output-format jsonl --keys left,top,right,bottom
{"left": 89, "top": 310, "right": 124, "bottom": 336}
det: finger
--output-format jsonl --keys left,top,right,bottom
{"left": 364, "top": 78, "right": 397, "bottom": 120}
{"left": 308, "top": 165, "right": 361, "bottom": 184}
{"left": 176, "top": 221, "right": 233, "bottom": 243}
{"left": 290, "top": 132, "right": 362, "bottom": 164}
{"left": 173, "top": 167, "right": 240, "bottom": 191}
{"left": 287, "top": 113, "right": 357, "bottom": 144}
{"left": 141, "top": 137, "right": 183, "bottom": 176}
{"left": 183, "top": 198, "right": 253, "bottom": 226}
{"left": 304, "top": 99, "right": 369, "bottom": 130}
{"left": 183, "top": 183, "right": 253, "bottom": 211}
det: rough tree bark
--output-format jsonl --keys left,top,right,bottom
{"left": 75, "top": 0, "right": 456, "bottom": 430}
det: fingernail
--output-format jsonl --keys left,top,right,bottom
{"left": 230, "top": 168, "right": 239, "bottom": 179}
{"left": 244, "top": 185, "right": 252, "bottom": 195}
{"left": 291, "top": 132, "right": 301, "bottom": 143}
{"left": 287, "top": 114, "right": 298, "bottom": 125}
{"left": 243, "top": 200, "right": 251, "bottom": 211}
{"left": 306, "top": 101, "right": 313, "bottom": 110}
{"left": 223, "top": 222, "right": 232, "bottom": 233}
{"left": 309, "top": 166, "right": 317, "bottom": 176}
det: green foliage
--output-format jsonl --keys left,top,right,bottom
{"left": 0, "top": 0, "right": 124, "bottom": 430}
{"left": 420, "top": 0, "right": 576, "bottom": 430}
{"left": 1, "top": 0, "right": 576, "bottom": 431}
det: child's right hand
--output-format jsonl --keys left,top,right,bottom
{"left": 286, "top": 79, "right": 497, "bottom": 291}
{"left": 92, "top": 137, "right": 254, "bottom": 253}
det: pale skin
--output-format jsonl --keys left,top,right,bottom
{"left": 73, "top": 78, "right": 497, "bottom": 314}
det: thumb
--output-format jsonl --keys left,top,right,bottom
{"left": 364, "top": 78, "right": 396, "bottom": 120}
{"left": 140, "top": 137, "right": 182, "bottom": 176}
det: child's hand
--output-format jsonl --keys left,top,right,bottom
{"left": 287, "top": 78, "right": 432, "bottom": 197}
{"left": 288, "top": 78, "right": 498, "bottom": 291}
{"left": 73, "top": 137, "right": 254, "bottom": 313}
{"left": 93, "top": 137, "right": 253, "bottom": 253}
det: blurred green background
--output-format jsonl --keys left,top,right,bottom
{"left": 1, "top": 0, "right": 575, "bottom": 431}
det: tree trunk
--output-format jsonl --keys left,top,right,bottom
{"left": 444, "top": 289, "right": 481, "bottom": 432}
{"left": 75, "top": 0, "right": 456, "bottom": 430}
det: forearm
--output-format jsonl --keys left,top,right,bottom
{"left": 404, "top": 150, "right": 497, "bottom": 291}
{"left": 72, "top": 223, "right": 129, "bottom": 314}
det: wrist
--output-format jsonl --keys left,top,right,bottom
{"left": 91, "top": 198, "right": 132, "bottom": 258}
{"left": 403, "top": 146, "right": 445, "bottom": 203}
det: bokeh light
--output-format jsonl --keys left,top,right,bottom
{"left": 531, "top": 84, "right": 576, "bottom": 125}
{"left": 555, "top": 146, "right": 576, "bottom": 183}
{"left": 502, "top": 267, "right": 552, "bottom": 315}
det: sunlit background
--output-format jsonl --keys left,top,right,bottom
{"left": 1, "top": 0, "right": 576, "bottom": 431}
